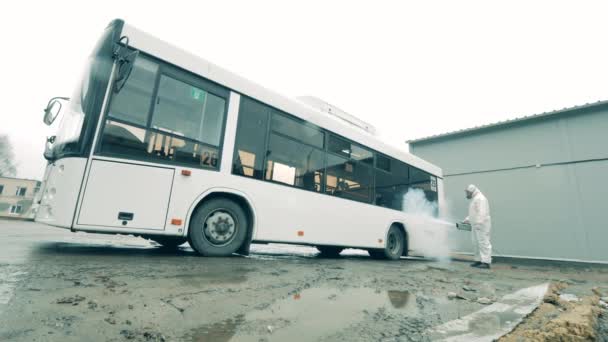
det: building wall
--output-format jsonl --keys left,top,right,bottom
{"left": 0, "top": 177, "right": 41, "bottom": 219}
{"left": 410, "top": 105, "right": 608, "bottom": 263}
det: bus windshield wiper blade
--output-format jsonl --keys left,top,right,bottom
{"left": 113, "top": 36, "right": 139, "bottom": 93}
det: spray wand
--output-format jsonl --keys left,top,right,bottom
{"left": 455, "top": 222, "right": 472, "bottom": 231}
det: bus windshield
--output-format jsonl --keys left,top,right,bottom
{"left": 51, "top": 21, "right": 122, "bottom": 159}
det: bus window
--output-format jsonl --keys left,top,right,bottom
{"left": 99, "top": 120, "right": 219, "bottom": 168}
{"left": 328, "top": 135, "right": 350, "bottom": 158}
{"left": 328, "top": 135, "right": 373, "bottom": 165}
{"left": 265, "top": 133, "right": 324, "bottom": 192}
{"left": 271, "top": 113, "right": 324, "bottom": 149}
{"left": 374, "top": 159, "right": 409, "bottom": 210}
{"left": 107, "top": 56, "right": 158, "bottom": 126}
{"left": 99, "top": 120, "right": 148, "bottom": 156}
{"left": 375, "top": 154, "right": 391, "bottom": 172}
{"left": 409, "top": 167, "right": 439, "bottom": 208}
{"left": 326, "top": 153, "right": 372, "bottom": 203}
{"left": 232, "top": 97, "right": 270, "bottom": 179}
{"left": 151, "top": 75, "right": 226, "bottom": 147}
{"left": 351, "top": 145, "right": 373, "bottom": 165}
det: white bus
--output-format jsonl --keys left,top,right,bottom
{"left": 37, "top": 19, "right": 447, "bottom": 260}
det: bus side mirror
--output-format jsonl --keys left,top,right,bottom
{"left": 43, "top": 100, "right": 62, "bottom": 125}
{"left": 43, "top": 97, "right": 69, "bottom": 126}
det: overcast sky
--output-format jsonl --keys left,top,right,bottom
{"left": 2, "top": 1, "right": 608, "bottom": 180}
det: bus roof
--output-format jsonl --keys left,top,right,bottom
{"left": 120, "top": 20, "right": 442, "bottom": 178}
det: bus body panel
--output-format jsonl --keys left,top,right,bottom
{"left": 437, "top": 177, "right": 446, "bottom": 218}
{"left": 218, "top": 92, "right": 240, "bottom": 174}
{"left": 77, "top": 160, "right": 174, "bottom": 230}
{"left": 54, "top": 153, "right": 425, "bottom": 250}
{"left": 35, "top": 158, "right": 87, "bottom": 228}
{"left": 48, "top": 155, "right": 451, "bottom": 252}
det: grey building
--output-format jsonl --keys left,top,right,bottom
{"left": 408, "top": 101, "right": 608, "bottom": 264}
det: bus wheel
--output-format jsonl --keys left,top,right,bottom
{"left": 150, "top": 236, "right": 187, "bottom": 249}
{"left": 316, "top": 246, "right": 344, "bottom": 258}
{"left": 368, "top": 226, "right": 404, "bottom": 260}
{"left": 188, "top": 198, "right": 248, "bottom": 257}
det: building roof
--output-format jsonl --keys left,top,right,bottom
{"left": 0, "top": 176, "right": 41, "bottom": 183}
{"left": 407, "top": 100, "right": 608, "bottom": 144}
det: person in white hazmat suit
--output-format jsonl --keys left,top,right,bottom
{"left": 463, "top": 184, "right": 492, "bottom": 269}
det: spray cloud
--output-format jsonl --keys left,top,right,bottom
{"left": 402, "top": 188, "right": 452, "bottom": 263}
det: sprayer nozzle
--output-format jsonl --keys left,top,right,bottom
{"left": 456, "top": 222, "right": 472, "bottom": 231}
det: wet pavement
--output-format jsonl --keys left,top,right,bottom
{"left": 1, "top": 219, "right": 607, "bottom": 341}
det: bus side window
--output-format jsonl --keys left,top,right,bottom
{"left": 374, "top": 158, "right": 409, "bottom": 210}
{"left": 232, "top": 97, "right": 270, "bottom": 179}
{"left": 264, "top": 133, "right": 324, "bottom": 192}
{"left": 107, "top": 56, "right": 158, "bottom": 126}
{"left": 99, "top": 120, "right": 148, "bottom": 156}
{"left": 326, "top": 153, "right": 373, "bottom": 203}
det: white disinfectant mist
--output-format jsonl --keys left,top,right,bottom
{"left": 402, "top": 189, "right": 454, "bottom": 263}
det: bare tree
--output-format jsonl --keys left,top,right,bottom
{"left": 0, "top": 134, "right": 17, "bottom": 177}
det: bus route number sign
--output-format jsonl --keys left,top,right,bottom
{"left": 200, "top": 147, "right": 219, "bottom": 168}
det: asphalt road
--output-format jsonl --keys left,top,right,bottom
{"left": 1, "top": 219, "right": 607, "bottom": 341}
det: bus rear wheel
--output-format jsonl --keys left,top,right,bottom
{"left": 368, "top": 226, "right": 404, "bottom": 260}
{"left": 150, "top": 236, "right": 187, "bottom": 249}
{"left": 316, "top": 246, "right": 344, "bottom": 258}
{"left": 188, "top": 198, "right": 248, "bottom": 257}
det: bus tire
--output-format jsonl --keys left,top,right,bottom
{"left": 150, "top": 236, "right": 187, "bottom": 249}
{"left": 316, "top": 246, "right": 344, "bottom": 258}
{"left": 368, "top": 225, "right": 404, "bottom": 260}
{"left": 188, "top": 198, "right": 248, "bottom": 257}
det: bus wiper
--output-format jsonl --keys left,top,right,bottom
{"left": 113, "top": 36, "right": 139, "bottom": 93}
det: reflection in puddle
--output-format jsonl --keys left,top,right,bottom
{"left": 190, "top": 287, "right": 418, "bottom": 342}
{"left": 190, "top": 314, "right": 245, "bottom": 342}
{"left": 386, "top": 290, "right": 412, "bottom": 309}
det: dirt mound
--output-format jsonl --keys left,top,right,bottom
{"left": 500, "top": 283, "right": 602, "bottom": 342}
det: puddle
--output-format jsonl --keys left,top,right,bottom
{"left": 0, "top": 267, "right": 27, "bottom": 316}
{"left": 189, "top": 314, "right": 245, "bottom": 342}
{"left": 175, "top": 270, "right": 250, "bottom": 287}
{"left": 189, "top": 287, "right": 418, "bottom": 342}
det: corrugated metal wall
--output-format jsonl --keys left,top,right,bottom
{"left": 410, "top": 105, "right": 608, "bottom": 263}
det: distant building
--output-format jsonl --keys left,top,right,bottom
{"left": 0, "top": 176, "right": 42, "bottom": 220}
{"left": 408, "top": 101, "right": 608, "bottom": 264}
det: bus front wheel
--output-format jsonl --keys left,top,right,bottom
{"left": 188, "top": 198, "right": 248, "bottom": 257}
{"left": 368, "top": 226, "right": 404, "bottom": 260}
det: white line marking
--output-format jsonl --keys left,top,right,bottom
{"left": 429, "top": 283, "right": 549, "bottom": 342}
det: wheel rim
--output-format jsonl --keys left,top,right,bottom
{"left": 387, "top": 231, "right": 400, "bottom": 255}
{"left": 202, "top": 209, "right": 238, "bottom": 246}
